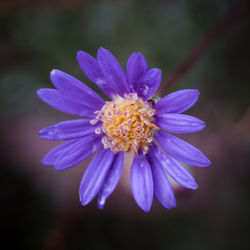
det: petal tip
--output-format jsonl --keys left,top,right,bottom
{"left": 192, "top": 89, "right": 200, "bottom": 100}
{"left": 98, "top": 46, "right": 105, "bottom": 53}
{"left": 38, "top": 128, "right": 45, "bottom": 137}
{"left": 142, "top": 205, "right": 151, "bottom": 213}
{"left": 98, "top": 204, "right": 104, "bottom": 210}
{"left": 132, "top": 51, "right": 142, "bottom": 57}
{"left": 97, "top": 197, "right": 105, "bottom": 210}
{"left": 50, "top": 69, "right": 62, "bottom": 82}
{"left": 200, "top": 123, "right": 206, "bottom": 130}
{"left": 41, "top": 158, "right": 51, "bottom": 167}
{"left": 80, "top": 196, "right": 88, "bottom": 206}
{"left": 192, "top": 182, "right": 199, "bottom": 190}
{"left": 53, "top": 164, "right": 68, "bottom": 171}
{"left": 199, "top": 158, "right": 211, "bottom": 167}
{"left": 76, "top": 50, "right": 85, "bottom": 60}
{"left": 36, "top": 89, "right": 42, "bottom": 97}
{"left": 37, "top": 89, "right": 49, "bottom": 100}
{"left": 50, "top": 69, "right": 57, "bottom": 75}
{"left": 171, "top": 201, "right": 177, "bottom": 209}
{"left": 205, "top": 158, "right": 212, "bottom": 167}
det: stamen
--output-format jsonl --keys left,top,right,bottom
{"left": 90, "top": 119, "right": 98, "bottom": 125}
{"left": 147, "top": 137, "right": 153, "bottom": 143}
{"left": 126, "top": 118, "right": 132, "bottom": 125}
{"left": 143, "top": 146, "right": 149, "bottom": 155}
{"left": 95, "top": 127, "right": 102, "bottom": 134}
{"left": 111, "top": 139, "right": 117, "bottom": 145}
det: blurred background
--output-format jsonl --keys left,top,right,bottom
{"left": 1, "top": 0, "right": 250, "bottom": 249}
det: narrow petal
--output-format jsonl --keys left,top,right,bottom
{"left": 41, "top": 140, "right": 76, "bottom": 166}
{"left": 97, "top": 47, "right": 130, "bottom": 96}
{"left": 79, "top": 148, "right": 115, "bottom": 206}
{"left": 148, "top": 153, "right": 176, "bottom": 209}
{"left": 77, "top": 51, "right": 105, "bottom": 86}
{"left": 37, "top": 89, "right": 96, "bottom": 118}
{"left": 98, "top": 152, "right": 124, "bottom": 209}
{"left": 39, "top": 119, "right": 99, "bottom": 141}
{"left": 149, "top": 143, "right": 198, "bottom": 190}
{"left": 155, "top": 89, "right": 200, "bottom": 114}
{"left": 126, "top": 52, "right": 148, "bottom": 92}
{"left": 53, "top": 135, "right": 102, "bottom": 170}
{"left": 130, "top": 153, "right": 153, "bottom": 212}
{"left": 137, "top": 68, "right": 162, "bottom": 100}
{"left": 155, "top": 113, "right": 206, "bottom": 133}
{"left": 77, "top": 51, "right": 114, "bottom": 98}
{"left": 155, "top": 131, "right": 211, "bottom": 167}
{"left": 50, "top": 69, "right": 104, "bottom": 108}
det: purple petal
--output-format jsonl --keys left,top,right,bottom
{"left": 77, "top": 51, "right": 114, "bottom": 98}
{"left": 126, "top": 52, "right": 148, "bottom": 92}
{"left": 77, "top": 51, "right": 104, "bottom": 85}
{"left": 155, "top": 131, "right": 211, "bottom": 167}
{"left": 147, "top": 153, "right": 176, "bottom": 209}
{"left": 137, "top": 68, "right": 162, "bottom": 100}
{"left": 98, "top": 152, "right": 124, "bottom": 209}
{"left": 130, "top": 153, "right": 153, "bottom": 213}
{"left": 39, "top": 119, "right": 99, "bottom": 141}
{"left": 97, "top": 47, "right": 130, "bottom": 96}
{"left": 41, "top": 140, "right": 76, "bottom": 166}
{"left": 155, "top": 113, "right": 206, "bottom": 133}
{"left": 37, "top": 89, "right": 96, "bottom": 118}
{"left": 79, "top": 148, "right": 115, "bottom": 206}
{"left": 155, "top": 89, "right": 200, "bottom": 114}
{"left": 50, "top": 69, "right": 104, "bottom": 108}
{"left": 53, "top": 134, "right": 102, "bottom": 170}
{"left": 149, "top": 143, "right": 198, "bottom": 190}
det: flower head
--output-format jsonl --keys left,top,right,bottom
{"left": 37, "top": 47, "right": 211, "bottom": 212}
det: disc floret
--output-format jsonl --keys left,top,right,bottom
{"left": 91, "top": 93, "right": 157, "bottom": 154}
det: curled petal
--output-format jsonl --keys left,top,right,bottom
{"left": 126, "top": 52, "right": 148, "bottom": 92}
{"left": 53, "top": 135, "right": 102, "bottom": 170}
{"left": 79, "top": 149, "right": 115, "bottom": 206}
{"left": 98, "top": 152, "right": 124, "bottom": 209}
{"left": 130, "top": 153, "right": 153, "bottom": 213}
{"left": 137, "top": 68, "right": 162, "bottom": 100}
{"left": 37, "top": 89, "right": 96, "bottom": 118}
{"left": 155, "top": 113, "right": 206, "bottom": 134}
{"left": 148, "top": 153, "right": 176, "bottom": 209}
{"left": 97, "top": 47, "right": 130, "bottom": 96}
{"left": 155, "top": 131, "right": 211, "bottom": 167}
{"left": 155, "top": 89, "right": 200, "bottom": 114}
{"left": 39, "top": 119, "right": 99, "bottom": 140}
{"left": 149, "top": 143, "right": 198, "bottom": 190}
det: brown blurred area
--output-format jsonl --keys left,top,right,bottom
{"left": 1, "top": 0, "right": 250, "bottom": 250}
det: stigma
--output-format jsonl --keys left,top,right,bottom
{"left": 90, "top": 93, "right": 158, "bottom": 154}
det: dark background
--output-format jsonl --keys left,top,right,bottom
{"left": 1, "top": 0, "right": 250, "bottom": 249}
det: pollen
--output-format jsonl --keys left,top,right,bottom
{"left": 91, "top": 93, "right": 158, "bottom": 154}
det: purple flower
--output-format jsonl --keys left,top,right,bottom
{"left": 37, "top": 47, "right": 211, "bottom": 212}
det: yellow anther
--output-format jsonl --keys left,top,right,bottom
{"left": 93, "top": 93, "right": 158, "bottom": 154}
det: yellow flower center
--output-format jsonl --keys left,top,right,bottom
{"left": 91, "top": 93, "right": 158, "bottom": 154}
